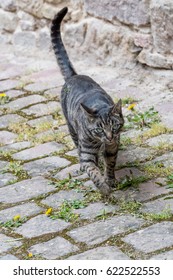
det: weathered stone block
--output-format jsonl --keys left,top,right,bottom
{"left": 12, "top": 142, "right": 64, "bottom": 161}
{"left": 15, "top": 215, "right": 70, "bottom": 238}
{"left": 16, "top": 0, "right": 43, "bottom": 18}
{"left": 38, "top": 27, "right": 51, "bottom": 50}
{"left": 123, "top": 222, "right": 173, "bottom": 253}
{"left": 0, "top": 0, "right": 16, "bottom": 12}
{"left": 0, "top": 177, "right": 55, "bottom": 204}
{"left": 0, "top": 131, "right": 17, "bottom": 145}
{"left": 84, "top": 0, "right": 150, "bottom": 26}
{"left": 13, "top": 31, "right": 37, "bottom": 48}
{"left": 0, "top": 9, "right": 18, "bottom": 32}
{"left": 29, "top": 236, "right": 78, "bottom": 259}
{"left": 67, "top": 246, "right": 130, "bottom": 260}
{"left": 68, "top": 215, "right": 145, "bottom": 245}
{"left": 150, "top": 0, "right": 173, "bottom": 55}
{"left": 42, "top": 3, "right": 60, "bottom": 19}
{"left": 0, "top": 234, "right": 22, "bottom": 254}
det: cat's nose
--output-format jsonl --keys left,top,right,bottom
{"left": 106, "top": 132, "right": 113, "bottom": 141}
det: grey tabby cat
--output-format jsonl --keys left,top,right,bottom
{"left": 51, "top": 7, "right": 124, "bottom": 195}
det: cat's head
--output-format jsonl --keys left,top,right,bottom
{"left": 80, "top": 99, "right": 124, "bottom": 144}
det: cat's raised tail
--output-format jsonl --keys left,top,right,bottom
{"left": 51, "top": 7, "right": 77, "bottom": 80}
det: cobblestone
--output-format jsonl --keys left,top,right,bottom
{"left": 27, "top": 115, "right": 54, "bottom": 127}
{"left": 41, "top": 190, "right": 85, "bottom": 209}
{"left": 0, "top": 173, "right": 17, "bottom": 187}
{"left": 146, "top": 134, "right": 173, "bottom": 147}
{"left": 150, "top": 250, "right": 173, "bottom": 260}
{"left": 2, "top": 95, "right": 46, "bottom": 110}
{"left": 0, "top": 233, "right": 22, "bottom": 254}
{"left": 23, "top": 156, "right": 71, "bottom": 176}
{"left": 29, "top": 236, "right": 78, "bottom": 259}
{"left": 140, "top": 196, "right": 173, "bottom": 214}
{"left": 0, "top": 114, "right": 26, "bottom": 129}
{"left": 15, "top": 214, "right": 70, "bottom": 238}
{"left": 0, "top": 79, "right": 21, "bottom": 91}
{"left": 0, "top": 254, "right": 19, "bottom": 260}
{"left": 54, "top": 163, "right": 81, "bottom": 180}
{"left": 0, "top": 177, "right": 55, "bottom": 204}
{"left": 0, "top": 202, "right": 43, "bottom": 223}
{"left": 0, "top": 141, "right": 32, "bottom": 152}
{"left": 117, "top": 147, "right": 153, "bottom": 166}
{"left": 123, "top": 222, "right": 173, "bottom": 253}
{"left": 68, "top": 215, "right": 145, "bottom": 246}
{"left": 12, "top": 142, "right": 64, "bottom": 161}
{"left": 67, "top": 246, "right": 130, "bottom": 260}
{"left": 5, "top": 90, "right": 25, "bottom": 99}
{"left": 115, "top": 178, "right": 171, "bottom": 202}
{"left": 73, "top": 202, "right": 119, "bottom": 220}
{"left": 22, "top": 101, "right": 61, "bottom": 117}
{"left": 0, "top": 131, "right": 17, "bottom": 145}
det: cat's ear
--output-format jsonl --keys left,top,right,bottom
{"left": 80, "top": 103, "right": 97, "bottom": 117}
{"left": 110, "top": 99, "right": 122, "bottom": 115}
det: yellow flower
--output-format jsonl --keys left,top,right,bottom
{"left": 13, "top": 215, "right": 21, "bottom": 221}
{"left": 28, "top": 252, "right": 33, "bottom": 258}
{"left": 127, "top": 103, "right": 136, "bottom": 110}
{"left": 0, "top": 93, "right": 6, "bottom": 97}
{"left": 45, "top": 208, "right": 52, "bottom": 215}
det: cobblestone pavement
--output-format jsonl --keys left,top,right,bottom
{"left": 0, "top": 45, "right": 173, "bottom": 260}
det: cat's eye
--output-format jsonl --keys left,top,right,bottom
{"left": 95, "top": 127, "right": 104, "bottom": 133}
{"left": 112, "top": 124, "right": 120, "bottom": 131}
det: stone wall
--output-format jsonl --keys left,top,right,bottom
{"left": 0, "top": 0, "right": 173, "bottom": 69}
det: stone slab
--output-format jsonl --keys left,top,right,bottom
{"left": 24, "top": 81, "right": 62, "bottom": 92}
{"left": 0, "top": 131, "right": 17, "bottom": 145}
{"left": 0, "top": 177, "right": 55, "bottom": 204}
{"left": 0, "top": 79, "right": 20, "bottom": 91}
{"left": 141, "top": 196, "right": 173, "bottom": 214}
{"left": 2, "top": 95, "right": 46, "bottom": 110}
{"left": 5, "top": 90, "right": 25, "bottom": 99}
{"left": 150, "top": 250, "right": 173, "bottom": 260}
{"left": 123, "top": 222, "right": 173, "bottom": 253}
{"left": 117, "top": 147, "right": 152, "bottom": 166}
{"left": 115, "top": 178, "right": 170, "bottom": 202}
{"left": 0, "top": 234, "right": 22, "bottom": 254}
{"left": 68, "top": 215, "right": 145, "bottom": 246}
{"left": 12, "top": 142, "right": 64, "bottom": 161}
{"left": 0, "top": 141, "right": 31, "bottom": 152}
{"left": 44, "top": 88, "right": 61, "bottom": 99}
{"left": 15, "top": 214, "right": 70, "bottom": 238}
{"left": 0, "top": 202, "right": 43, "bottom": 223}
{"left": 150, "top": 152, "right": 173, "bottom": 167}
{"left": 0, "top": 254, "right": 19, "bottom": 260}
{"left": 146, "top": 134, "right": 173, "bottom": 147}
{"left": 73, "top": 202, "right": 119, "bottom": 220}
{"left": 23, "top": 156, "right": 71, "bottom": 176}
{"left": 0, "top": 114, "right": 26, "bottom": 129}
{"left": 115, "top": 167, "right": 144, "bottom": 181}
{"left": 65, "top": 149, "right": 78, "bottom": 157}
{"left": 84, "top": 0, "right": 150, "bottom": 26}
{"left": 41, "top": 190, "right": 85, "bottom": 209}
{"left": 0, "top": 161, "right": 8, "bottom": 169}
{"left": 27, "top": 115, "right": 54, "bottom": 128}
{"left": 54, "top": 164, "right": 81, "bottom": 180}
{"left": 67, "top": 246, "right": 130, "bottom": 260}
{"left": 29, "top": 236, "right": 78, "bottom": 259}
{"left": 0, "top": 173, "right": 17, "bottom": 187}
{"left": 22, "top": 101, "right": 61, "bottom": 117}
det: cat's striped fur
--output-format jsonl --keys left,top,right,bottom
{"left": 51, "top": 7, "right": 124, "bottom": 195}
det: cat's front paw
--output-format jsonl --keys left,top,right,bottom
{"left": 105, "top": 178, "right": 118, "bottom": 189}
{"left": 99, "top": 183, "right": 112, "bottom": 196}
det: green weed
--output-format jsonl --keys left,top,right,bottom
{"left": 127, "top": 107, "right": 160, "bottom": 129}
